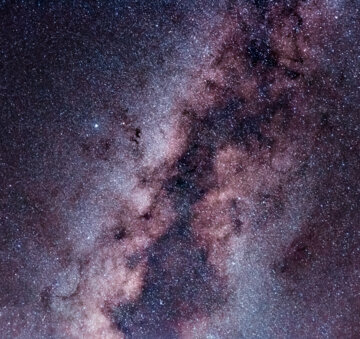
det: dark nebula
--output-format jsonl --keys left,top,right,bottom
{"left": 1, "top": 0, "right": 360, "bottom": 338}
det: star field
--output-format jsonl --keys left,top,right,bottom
{"left": 1, "top": 0, "right": 360, "bottom": 338}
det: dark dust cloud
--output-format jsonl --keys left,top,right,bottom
{"left": 1, "top": 0, "right": 360, "bottom": 338}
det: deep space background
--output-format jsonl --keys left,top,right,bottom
{"left": 1, "top": 0, "right": 360, "bottom": 338}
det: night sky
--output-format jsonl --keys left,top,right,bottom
{"left": 1, "top": 0, "right": 360, "bottom": 338}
